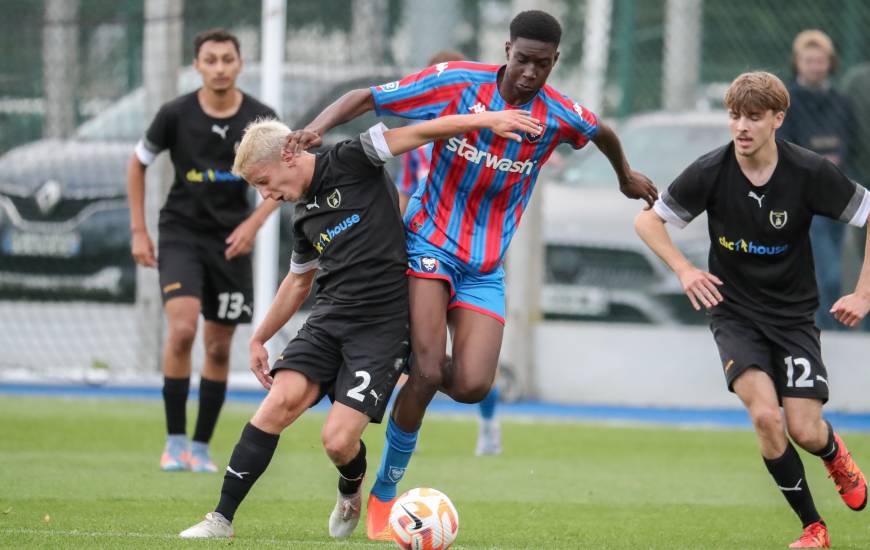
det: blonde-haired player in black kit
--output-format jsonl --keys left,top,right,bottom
{"left": 178, "top": 109, "right": 542, "bottom": 539}
{"left": 636, "top": 71, "right": 870, "bottom": 548}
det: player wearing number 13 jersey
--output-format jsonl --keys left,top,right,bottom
{"left": 283, "top": 10, "right": 658, "bottom": 540}
{"left": 126, "top": 29, "right": 278, "bottom": 474}
{"left": 636, "top": 71, "right": 870, "bottom": 548}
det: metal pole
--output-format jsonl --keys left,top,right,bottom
{"left": 579, "top": 0, "right": 613, "bottom": 113}
{"left": 137, "top": 0, "right": 183, "bottom": 372}
{"left": 254, "top": 0, "right": 286, "bottom": 358}
{"left": 615, "top": 0, "right": 637, "bottom": 118}
{"left": 42, "top": 0, "right": 79, "bottom": 138}
{"left": 663, "top": 0, "right": 702, "bottom": 111}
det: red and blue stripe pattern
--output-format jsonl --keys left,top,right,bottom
{"left": 395, "top": 143, "right": 432, "bottom": 196}
{"left": 373, "top": 62, "right": 599, "bottom": 273}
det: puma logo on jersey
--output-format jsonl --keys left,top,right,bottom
{"left": 306, "top": 197, "right": 319, "bottom": 210}
{"left": 211, "top": 124, "right": 230, "bottom": 139}
{"left": 748, "top": 191, "right": 765, "bottom": 208}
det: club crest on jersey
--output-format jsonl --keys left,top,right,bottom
{"left": 420, "top": 257, "right": 439, "bottom": 273}
{"left": 379, "top": 80, "right": 400, "bottom": 92}
{"left": 525, "top": 123, "right": 545, "bottom": 143}
{"left": 327, "top": 189, "right": 341, "bottom": 208}
{"left": 769, "top": 210, "right": 788, "bottom": 229}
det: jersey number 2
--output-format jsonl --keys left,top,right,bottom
{"left": 347, "top": 370, "right": 371, "bottom": 402}
{"left": 784, "top": 356, "right": 814, "bottom": 388}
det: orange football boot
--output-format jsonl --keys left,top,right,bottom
{"left": 366, "top": 493, "right": 396, "bottom": 541}
{"left": 789, "top": 521, "right": 830, "bottom": 548}
{"left": 824, "top": 433, "right": 868, "bottom": 511}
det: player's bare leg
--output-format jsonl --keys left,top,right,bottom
{"left": 784, "top": 398, "right": 867, "bottom": 511}
{"left": 368, "top": 277, "right": 450, "bottom": 539}
{"left": 181, "top": 370, "right": 320, "bottom": 538}
{"left": 160, "top": 296, "right": 200, "bottom": 471}
{"left": 444, "top": 308, "right": 504, "bottom": 455}
{"left": 322, "top": 403, "right": 371, "bottom": 538}
{"left": 733, "top": 369, "right": 825, "bottom": 544}
{"left": 188, "top": 321, "right": 235, "bottom": 472}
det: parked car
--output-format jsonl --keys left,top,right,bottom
{"left": 540, "top": 110, "right": 731, "bottom": 324}
{"left": 0, "top": 64, "right": 407, "bottom": 301}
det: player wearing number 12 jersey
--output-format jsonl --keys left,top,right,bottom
{"left": 284, "top": 10, "right": 658, "bottom": 540}
{"left": 636, "top": 71, "right": 870, "bottom": 548}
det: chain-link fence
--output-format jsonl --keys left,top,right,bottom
{"left": 2, "top": 0, "right": 869, "bottom": 382}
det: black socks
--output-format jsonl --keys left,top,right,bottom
{"left": 193, "top": 377, "right": 228, "bottom": 443}
{"left": 337, "top": 440, "right": 367, "bottom": 495}
{"left": 162, "top": 376, "right": 190, "bottom": 435}
{"left": 215, "top": 423, "right": 280, "bottom": 522}
{"left": 764, "top": 442, "right": 821, "bottom": 527}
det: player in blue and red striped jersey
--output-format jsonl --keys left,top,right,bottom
{"left": 285, "top": 10, "right": 658, "bottom": 539}
{"left": 394, "top": 49, "right": 505, "bottom": 457}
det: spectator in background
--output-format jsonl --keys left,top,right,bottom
{"left": 393, "top": 49, "right": 503, "bottom": 457}
{"left": 779, "top": 29, "right": 856, "bottom": 331}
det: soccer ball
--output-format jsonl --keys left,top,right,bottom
{"left": 389, "top": 487, "right": 459, "bottom": 550}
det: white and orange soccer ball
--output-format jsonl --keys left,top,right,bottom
{"left": 388, "top": 487, "right": 459, "bottom": 550}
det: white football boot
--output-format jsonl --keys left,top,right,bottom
{"left": 179, "top": 512, "right": 234, "bottom": 539}
{"left": 329, "top": 488, "right": 362, "bottom": 538}
{"left": 475, "top": 418, "right": 502, "bottom": 456}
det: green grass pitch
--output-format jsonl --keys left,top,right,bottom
{"left": 2, "top": 396, "right": 870, "bottom": 549}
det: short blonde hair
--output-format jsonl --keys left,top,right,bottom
{"left": 232, "top": 118, "right": 290, "bottom": 182}
{"left": 792, "top": 29, "right": 837, "bottom": 73}
{"left": 724, "top": 71, "right": 790, "bottom": 115}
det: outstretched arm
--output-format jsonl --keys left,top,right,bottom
{"left": 592, "top": 122, "right": 658, "bottom": 208}
{"left": 831, "top": 212, "right": 870, "bottom": 327}
{"left": 285, "top": 88, "right": 375, "bottom": 155}
{"left": 635, "top": 208, "right": 722, "bottom": 311}
{"left": 382, "top": 110, "right": 542, "bottom": 157}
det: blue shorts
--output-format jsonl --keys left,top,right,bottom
{"left": 405, "top": 231, "right": 505, "bottom": 324}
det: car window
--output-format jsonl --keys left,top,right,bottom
{"left": 559, "top": 118, "right": 731, "bottom": 188}
{"left": 74, "top": 66, "right": 407, "bottom": 143}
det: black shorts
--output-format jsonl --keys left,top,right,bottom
{"left": 271, "top": 308, "right": 409, "bottom": 422}
{"left": 157, "top": 229, "right": 253, "bottom": 325}
{"left": 709, "top": 310, "right": 828, "bottom": 403}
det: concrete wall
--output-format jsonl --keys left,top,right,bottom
{"left": 533, "top": 321, "right": 870, "bottom": 413}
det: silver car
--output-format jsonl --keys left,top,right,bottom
{"left": 540, "top": 110, "right": 731, "bottom": 324}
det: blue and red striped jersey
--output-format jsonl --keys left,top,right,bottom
{"left": 395, "top": 142, "right": 432, "bottom": 197}
{"left": 372, "top": 61, "right": 599, "bottom": 273}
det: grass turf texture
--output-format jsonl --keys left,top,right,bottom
{"left": 2, "top": 397, "right": 870, "bottom": 549}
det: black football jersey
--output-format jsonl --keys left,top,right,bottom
{"left": 655, "top": 139, "right": 870, "bottom": 324}
{"left": 138, "top": 90, "right": 277, "bottom": 237}
{"left": 289, "top": 124, "right": 408, "bottom": 314}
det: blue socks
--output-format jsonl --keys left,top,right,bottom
{"left": 478, "top": 385, "right": 499, "bottom": 420}
{"left": 371, "top": 417, "right": 418, "bottom": 502}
